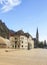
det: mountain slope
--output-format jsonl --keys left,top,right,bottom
{"left": 0, "top": 20, "right": 15, "bottom": 38}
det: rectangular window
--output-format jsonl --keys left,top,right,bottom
{"left": 15, "top": 41, "right": 17, "bottom": 44}
{"left": 22, "top": 45, "right": 23, "bottom": 47}
{"left": 15, "top": 38, "right": 17, "bottom": 39}
{"left": 22, "top": 41, "right": 23, "bottom": 43}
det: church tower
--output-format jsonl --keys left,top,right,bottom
{"left": 36, "top": 27, "right": 39, "bottom": 47}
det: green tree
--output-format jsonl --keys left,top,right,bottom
{"left": 38, "top": 42, "right": 44, "bottom": 48}
{"left": 44, "top": 40, "right": 47, "bottom": 48}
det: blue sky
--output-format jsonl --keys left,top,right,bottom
{"left": 0, "top": 0, "right": 47, "bottom": 41}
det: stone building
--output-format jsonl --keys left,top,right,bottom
{"left": 10, "top": 30, "right": 34, "bottom": 49}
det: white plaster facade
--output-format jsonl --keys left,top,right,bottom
{"left": 10, "top": 34, "right": 34, "bottom": 49}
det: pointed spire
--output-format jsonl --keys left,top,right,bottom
{"left": 36, "top": 27, "right": 39, "bottom": 47}
{"left": 36, "top": 27, "right": 39, "bottom": 41}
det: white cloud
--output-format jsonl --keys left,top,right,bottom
{"left": 0, "top": 0, "right": 21, "bottom": 13}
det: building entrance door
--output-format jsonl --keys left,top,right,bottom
{"left": 15, "top": 41, "right": 17, "bottom": 48}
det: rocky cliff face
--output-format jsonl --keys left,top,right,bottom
{"left": 0, "top": 20, "right": 15, "bottom": 39}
